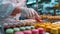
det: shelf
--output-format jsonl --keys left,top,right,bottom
{"left": 27, "top": 0, "right": 41, "bottom": 5}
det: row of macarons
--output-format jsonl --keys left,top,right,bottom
{"left": 6, "top": 27, "right": 45, "bottom": 34}
{"left": 6, "top": 26, "right": 35, "bottom": 32}
{"left": 3, "top": 23, "right": 34, "bottom": 28}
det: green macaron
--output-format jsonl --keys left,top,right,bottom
{"left": 25, "top": 26, "right": 31, "bottom": 30}
{"left": 6, "top": 29, "right": 14, "bottom": 34}
{"left": 30, "top": 26, "right": 35, "bottom": 29}
{"left": 13, "top": 28, "right": 20, "bottom": 32}
{"left": 20, "top": 27, "right": 25, "bottom": 31}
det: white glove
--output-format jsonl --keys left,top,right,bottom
{"left": 19, "top": 7, "right": 39, "bottom": 19}
{"left": 13, "top": 7, "right": 40, "bottom": 20}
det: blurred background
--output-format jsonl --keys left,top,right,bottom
{"left": 26, "top": 0, "right": 60, "bottom": 15}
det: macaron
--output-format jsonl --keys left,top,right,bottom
{"left": 25, "top": 26, "right": 31, "bottom": 30}
{"left": 13, "top": 28, "right": 20, "bottom": 32}
{"left": 20, "top": 22, "right": 25, "bottom": 26}
{"left": 38, "top": 28, "right": 44, "bottom": 34}
{"left": 4, "top": 23, "right": 9, "bottom": 28}
{"left": 6, "top": 29, "right": 14, "bottom": 34}
{"left": 30, "top": 26, "right": 35, "bottom": 29}
{"left": 9, "top": 23, "right": 15, "bottom": 28}
{"left": 15, "top": 31, "right": 24, "bottom": 34}
{"left": 14, "top": 23, "right": 18, "bottom": 26}
{"left": 24, "top": 30, "right": 32, "bottom": 34}
{"left": 16, "top": 23, "right": 21, "bottom": 27}
{"left": 32, "top": 29, "right": 39, "bottom": 34}
{"left": 20, "top": 27, "right": 25, "bottom": 31}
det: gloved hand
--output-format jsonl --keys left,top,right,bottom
{"left": 11, "top": 7, "right": 41, "bottom": 20}
{"left": 19, "top": 7, "right": 40, "bottom": 19}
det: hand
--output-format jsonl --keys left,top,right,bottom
{"left": 11, "top": 7, "right": 41, "bottom": 20}
{"left": 21, "top": 8, "right": 40, "bottom": 19}
{"left": 28, "top": 8, "right": 42, "bottom": 22}
{"left": 11, "top": 6, "right": 21, "bottom": 16}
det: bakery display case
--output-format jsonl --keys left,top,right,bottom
{"left": 0, "top": 0, "right": 60, "bottom": 34}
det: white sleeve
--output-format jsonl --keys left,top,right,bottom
{"left": 3, "top": 0, "right": 17, "bottom": 4}
{"left": 0, "top": 2, "right": 16, "bottom": 19}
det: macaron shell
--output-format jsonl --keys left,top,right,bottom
{"left": 25, "top": 26, "right": 31, "bottom": 30}
{"left": 24, "top": 30, "right": 32, "bottom": 34}
{"left": 32, "top": 29, "right": 39, "bottom": 34}
{"left": 15, "top": 31, "right": 24, "bottom": 34}
{"left": 13, "top": 28, "right": 20, "bottom": 32}
{"left": 20, "top": 27, "right": 25, "bottom": 31}
{"left": 30, "top": 26, "right": 35, "bottom": 29}
{"left": 6, "top": 29, "right": 14, "bottom": 33}
{"left": 38, "top": 28, "right": 44, "bottom": 34}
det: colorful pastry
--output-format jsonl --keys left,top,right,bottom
{"left": 20, "top": 27, "right": 25, "bottom": 31}
{"left": 13, "top": 28, "right": 20, "bottom": 32}
{"left": 6, "top": 29, "right": 14, "bottom": 34}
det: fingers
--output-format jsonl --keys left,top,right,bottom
{"left": 25, "top": 8, "right": 30, "bottom": 18}
{"left": 27, "top": 8, "right": 38, "bottom": 19}
{"left": 35, "top": 11, "right": 42, "bottom": 20}
{"left": 30, "top": 9, "right": 35, "bottom": 17}
{"left": 11, "top": 7, "right": 21, "bottom": 16}
{"left": 29, "top": 8, "right": 36, "bottom": 18}
{"left": 25, "top": 8, "right": 34, "bottom": 18}
{"left": 29, "top": 8, "right": 33, "bottom": 18}
{"left": 19, "top": 7, "right": 39, "bottom": 19}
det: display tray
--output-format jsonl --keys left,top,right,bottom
{"left": 0, "top": 18, "right": 58, "bottom": 34}
{"left": 40, "top": 15, "right": 60, "bottom": 20}
{"left": 40, "top": 15, "right": 60, "bottom": 22}
{"left": 1, "top": 22, "right": 50, "bottom": 34}
{"left": 3, "top": 26, "right": 50, "bottom": 34}
{"left": 0, "top": 27, "right": 50, "bottom": 34}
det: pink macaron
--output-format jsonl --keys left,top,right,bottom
{"left": 32, "top": 29, "right": 39, "bottom": 34}
{"left": 24, "top": 30, "right": 32, "bottom": 34}
{"left": 38, "top": 28, "right": 44, "bottom": 34}
{"left": 15, "top": 31, "right": 24, "bottom": 34}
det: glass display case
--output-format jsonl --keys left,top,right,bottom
{"left": 26, "top": 0, "right": 60, "bottom": 15}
